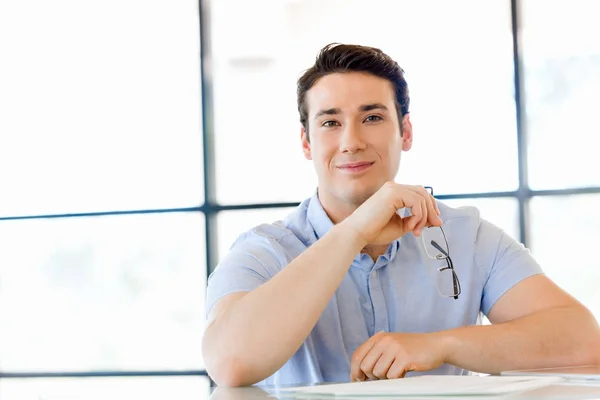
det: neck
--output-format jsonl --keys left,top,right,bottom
{"left": 319, "top": 197, "right": 356, "bottom": 226}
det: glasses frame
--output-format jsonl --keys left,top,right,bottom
{"left": 422, "top": 186, "right": 461, "bottom": 300}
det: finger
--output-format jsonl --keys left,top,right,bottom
{"left": 432, "top": 194, "right": 440, "bottom": 216}
{"left": 404, "top": 194, "right": 423, "bottom": 233}
{"left": 372, "top": 352, "right": 396, "bottom": 380}
{"left": 355, "top": 369, "right": 366, "bottom": 382}
{"left": 410, "top": 186, "right": 442, "bottom": 228}
{"left": 426, "top": 195, "right": 442, "bottom": 227}
{"left": 416, "top": 186, "right": 440, "bottom": 216}
{"left": 386, "top": 359, "right": 413, "bottom": 379}
{"left": 403, "top": 193, "right": 426, "bottom": 236}
{"left": 420, "top": 187, "right": 440, "bottom": 221}
{"left": 427, "top": 196, "right": 442, "bottom": 226}
{"left": 350, "top": 334, "right": 380, "bottom": 381}
{"left": 414, "top": 197, "right": 428, "bottom": 237}
{"left": 358, "top": 343, "right": 385, "bottom": 381}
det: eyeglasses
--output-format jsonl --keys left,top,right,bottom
{"left": 421, "top": 187, "right": 461, "bottom": 300}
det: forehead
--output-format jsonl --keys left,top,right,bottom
{"left": 306, "top": 72, "right": 396, "bottom": 116}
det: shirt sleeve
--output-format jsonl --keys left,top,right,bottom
{"left": 205, "top": 231, "right": 285, "bottom": 319}
{"left": 477, "top": 219, "right": 544, "bottom": 317}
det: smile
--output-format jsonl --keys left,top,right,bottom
{"left": 336, "top": 162, "right": 375, "bottom": 174}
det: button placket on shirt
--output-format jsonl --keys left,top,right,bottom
{"left": 368, "top": 259, "right": 390, "bottom": 334}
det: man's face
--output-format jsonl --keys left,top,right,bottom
{"left": 302, "top": 72, "right": 412, "bottom": 207}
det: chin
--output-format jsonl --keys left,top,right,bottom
{"left": 352, "top": 178, "right": 392, "bottom": 203}
{"left": 340, "top": 187, "right": 377, "bottom": 206}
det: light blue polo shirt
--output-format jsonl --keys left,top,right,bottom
{"left": 206, "top": 193, "right": 543, "bottom": 386}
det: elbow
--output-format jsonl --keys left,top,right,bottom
{"left": 206, "top": 355, "right": 256, "bottom": 387}
{"left": 581, "top": 309, "right": 600, "bottom": 365}
{"left": 202, "top": 333, "right": 257, "bottom": 387}
{"left": 572, "top": 310, "right": 600, "bottom": 366}
{"left": 589, "top": 334, "right": 600, "bottom": 365}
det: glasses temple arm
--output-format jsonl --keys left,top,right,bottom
{"left": 431, "top": 240, "right": 449, "bottom": 258}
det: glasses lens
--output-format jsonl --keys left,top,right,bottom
{"left": 436, "top": 266, "right": 461, "bottom": 298}
{"left": 421, "top": 226, "right": 448, "bottom": 260}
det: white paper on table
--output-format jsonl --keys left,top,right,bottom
{"left": 277, "top": 375, "right": 565, "bottom": 397}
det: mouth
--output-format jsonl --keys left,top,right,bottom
{"left": 336, "top": 161, "right": 375, "bottom": 174}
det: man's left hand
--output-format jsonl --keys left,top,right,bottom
{"left": 350, "top": 331, "right": 453, "bottom": 381}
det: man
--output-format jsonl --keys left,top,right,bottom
{"left": 202, "top": 43, "right": 600, "bottom": 387}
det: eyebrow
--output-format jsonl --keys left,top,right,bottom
{"left": 313, "top": 103, "right": 389, "bottom": 120}
{"left": 360, "top": 103, "right": 389, "bottom": 112}
{"left": 314, "top": 108, "right": 341, "bottom": 120}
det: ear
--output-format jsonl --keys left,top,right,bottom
{"left": 401, "top": 114, "right": 413, "bottom": 151}
{"left": 301, "top": 126, "right": 312, "bottom": 160}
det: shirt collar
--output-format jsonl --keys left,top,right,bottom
{"left": 307, "top": 191, "right": 334, "bottom": 240}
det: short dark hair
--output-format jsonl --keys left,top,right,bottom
{"left": 297, "top": 43, "right": 410, "bottom": 140}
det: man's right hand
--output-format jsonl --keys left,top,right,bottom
{"left": 344, "top": 182, "right": 442, "bottom": 245}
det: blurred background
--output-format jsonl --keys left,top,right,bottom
{"left": 0, "top": 0, "right": 599, "bottom": 389}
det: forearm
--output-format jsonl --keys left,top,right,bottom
{"left": 441, "top": 305, "right": 600, "bottom": 374}
{"left": 204, "top": 221, "right": 366, "bottom": 386}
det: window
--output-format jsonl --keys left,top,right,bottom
{"left": 0, "top": 0, "right": 203, "bottom": 216}
{"left": 0, "top": 0, "right": 205, "bottom": 375}
{"left": 0, "top": 213, "right": 206, "bottom": 371}
{"left": 522, "top": 0, "right": 600, "bottom": 190}
{"left": 522, "top": 0, "right": 600, "bottom": 319}
{"left": 529, "top": 194, "right": 600, "bottom": 317}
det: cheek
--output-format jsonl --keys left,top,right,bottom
{"left": 312, "top": 138, "right": 337, "bottom": 165}
{"left": 375, "top": 139, "right": 401, "bottom": 166}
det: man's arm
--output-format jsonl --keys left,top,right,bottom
{"left": 350, "top": 275, "right": 600, "bottom": 381}
{"left": 203, "top": 222, "right": 366, "bottom": 387}
{"left": 443, "top": 274, "right": 600, "bottom": 373}
{"left": 203, "top": 183, "right": 441, "bottom": 387}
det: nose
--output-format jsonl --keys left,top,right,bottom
{"left": 339, "top": 122, "right": 366, "bottom": 153}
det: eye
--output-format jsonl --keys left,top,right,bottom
{"left": 364, "top": 115, "right": 383, "bottom": 123}
{"left": 322, "top": 120, "right": 340, "bottom": 127}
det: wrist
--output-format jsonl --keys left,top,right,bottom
{"left": 334, "top": 218, "right": 369, "bottom": 249}
{"left": 430, "top": 329, "right": 462, "bottom": 365}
